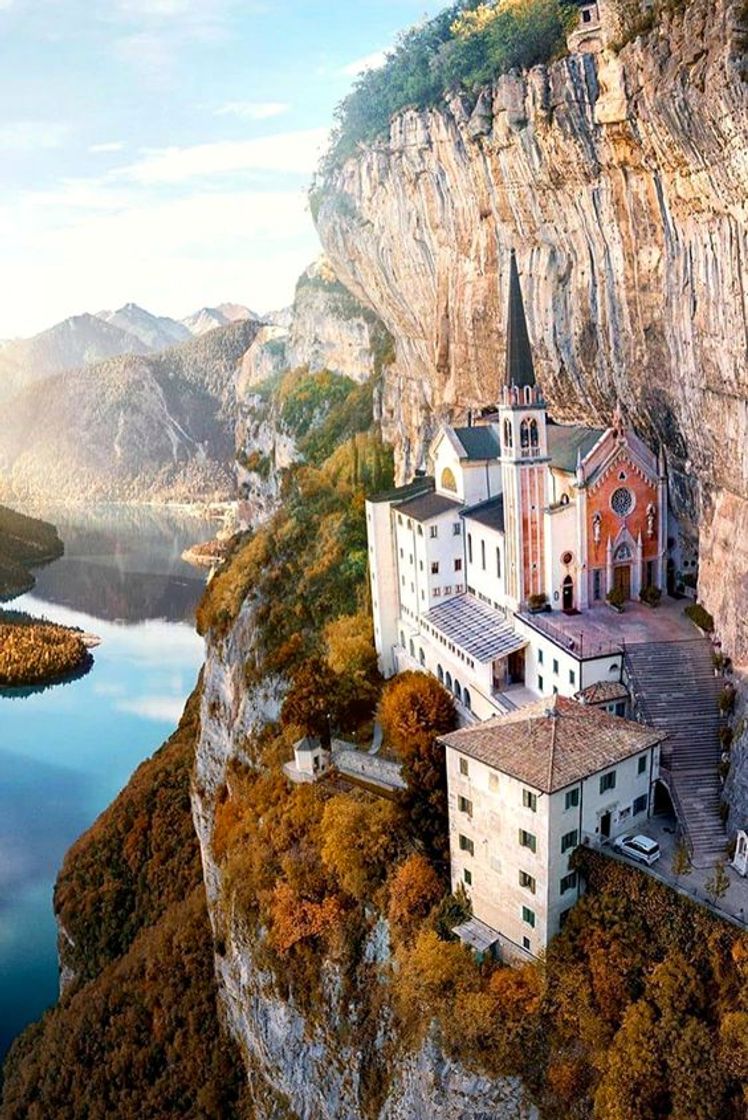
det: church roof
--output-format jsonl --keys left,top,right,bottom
{"left": 368, "top": 476, "right": 434, "bottom": 504}
{"left": 439, "top": 694, "right": 664, "bottom": 794}
{"left": 396, "top": 490, "right": 462, "bottom": 522}
{"left": 453, "top": 426, "right": 502, "bottom": 461}
{"left": 423, "top": 594, "right": 526, "bottom": 663}
{"left": 461, "top": 494, "right": 505, "bottom": 532}
{"left": 547, "top": 422, "right": 604, "bottom": 473}
{"left": 505, "top": 250, "right": 535, "bottom": 390}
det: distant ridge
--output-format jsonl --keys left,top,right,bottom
{"left": 0, "top": 318, "right": 261, "bottom": 504}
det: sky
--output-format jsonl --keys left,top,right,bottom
{"left": 0, "top": 0, "right": 443, "bottom": 338}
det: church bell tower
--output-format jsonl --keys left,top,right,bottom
{"left": 497, "top": 250, "right": 549, "bottom": 610}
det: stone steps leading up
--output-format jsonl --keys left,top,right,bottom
{"left": 625, "top": 639, "right": 727, "bottom": 868}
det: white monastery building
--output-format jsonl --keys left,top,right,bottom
{"left": 366, "top": 250, "right": 668, "bottom": 724}
{"left": 365, "top": 250, "right": 675, "bottom": 955}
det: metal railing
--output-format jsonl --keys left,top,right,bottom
{"left": 518, "top": 610, "right": 623, "bottom": 660}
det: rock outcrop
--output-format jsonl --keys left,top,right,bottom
{"left": 238, "top": 258, "right": 392, "bottom": 394}
{"left": 315, "top": 0, "right": 748, "bottom": 664}
{"left": 192, "top": 599, "right": 539, "bottom": 1120}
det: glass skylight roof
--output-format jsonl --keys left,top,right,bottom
{"left": 424, "top": 594, "right": 527, "bottom": 663}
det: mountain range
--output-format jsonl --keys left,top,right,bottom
{"left": 0, "top": 302, "right": 258, "bottom": 404}
{"left": 0, "top": 318, "right": 261, "bottom": 504}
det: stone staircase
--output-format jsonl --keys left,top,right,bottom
{"left": 624, "top": 639, "right": 727, "bottom": 868}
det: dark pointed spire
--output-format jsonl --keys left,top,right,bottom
{"left": 505, "top": 249, "right": 535, "bottom": 390}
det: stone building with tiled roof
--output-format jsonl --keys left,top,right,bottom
{"left": 440, "top": 696, "right": 666, "bottom": 959}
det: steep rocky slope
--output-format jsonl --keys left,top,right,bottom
{"left": 190, "top": 596, "right": 539, "bottom": 1120}
{"left": 234, "top": 259, "right": 393, "bottom": 526}
{"left": 0, "top": 319, "right": 260, "bottom": 504}
{"left": 314, "top": 0, "right": 748, "bottom": 662}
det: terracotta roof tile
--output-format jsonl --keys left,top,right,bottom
{"left": 439, "top": 694, "right": 664, "bottom": 793}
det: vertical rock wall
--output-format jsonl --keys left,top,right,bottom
{"left": 315, "top": 0, "right": 748, "bottom": 664}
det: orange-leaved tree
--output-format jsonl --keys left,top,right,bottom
{"left": 387, "top": 853, "right": 444, "bottom": 941}
{"left": 378, "top": 671, "right": 456, "bottom": 860}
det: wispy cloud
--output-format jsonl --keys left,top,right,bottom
{"left": 115, "top": 695, "right": 186, "bottom": 723}
{"left": 0, "top": 120, "right": 70, "bottom": 151}
{"left": 340, "top": 49, "right": 387, "bottom": 77}
{"left": 89, "top": 140, "right": 125, "bottom": 153}
{"left": 116, "top": 127, "right": 328, "bottom": 184}
{"left": 215, "top": 100, "right": 289, "bottom": 121}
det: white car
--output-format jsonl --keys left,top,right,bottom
{"left": 613, "top": 834, "right": 661, "bottom": 866}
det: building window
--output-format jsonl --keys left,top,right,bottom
{"left": 593, "top": 569, "right": 602, "bottom": 601}
{"left": 633, "top": 794, "right": 648, "bottom": 815}
{"left": 565, "top": 788, "right": 580, "bottom": 810}
{"left": 489, "top": 773, "right": 499, "bottom": 792}
{"left": 417, "top": 525, "right": 423, "bottom": 536}
{"left": 599, "top": 770, "right": 616, "bottom": 794}
{"left": 569, "top": 669, "right": 576, "bottom": 686}
{"left": 437, "top": 664, "right": 444, "bottom": 683}
{"left": 458, "top": 795, "right": 473, "bottom": 816}
{"left": 553, "top": 658, "right": 559, "bottom": 675}
{"left": 496, "top": 548, "right": 502, "bottom": 578}
{"left": 522, "top": 789, "right": 538, "bottom": 812}
{"left": 638, "top": 755, "right": 647, "bottom": 775}
{"left": 561, "top": 829, "right": 579, "bottom": 854}
{"left": 611, "top": 487, "right": 634, "bottom": 517}
{"left": 409, "top": 639, "right": 415, "bottom": 657}
{"left": 400, "top": 630, "right": 405, "bottom": 647}
{"left": 453, "top": 522, "right": 461, "bottom": 536}
{"left": 429, "top": 525, "right": 438, "bottom": 539}
{"left": 615, "top": 701, "right": 626, "bottom": 717}
{"left": 454, "top": 558, "right": 462, "bottom": 571}
{"left": 463, "top": 688, "right": 472, "bottom": 711}
{"left": 519, "top": 829, "right": 537, "bottom": 853}
{"left": 481, "top": 539, "right": 486, "bottom": 570}
{"left": 560, "top": 872, "right": 577, "bottom": 895}
{"left": 399, "top": 548, "right": 404, "bottom": 558}
{"left": 522, "top": 935, "right": 531, "bottom": 950}
{"left": 538, "top": 649, "right": 544, "bottom": 665}
{"left": 454, "top": 679, "right": 462, "bottom": 702}
{"left": 522, "top": 906, "right": 536, "bottom": 928}
{"left": 538, "top": 674, "right": 544, "bottom": 692}
{"left": 431, "top": 561, "right": 439, "bottom": 574}
{"left": 433, "top": 587, "right": 441, "bottom": 597}
{"left": 519, "top": 871, "right": 536, "bottom": 894}
{"left": 468, "top": 534, "right": 473, "bottom": 563}
{"left": 459, "top": 834, "right": 474, "bottom": 856}
{"left": 419, "top": 647, "right": 425, "bottom": 666}
{"left": 503, "top": 417, "right": 513, "bottom": 450}
{"left": 459, "top": 757, "right": 469, "bottom": 777}
{"left": 464, "top": 868, "right": 472, "bottom": 885}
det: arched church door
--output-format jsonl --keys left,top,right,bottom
{"left": 562, "top": 576, "right": 574, "bottom": 611}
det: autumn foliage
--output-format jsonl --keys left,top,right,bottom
{"left": 0, "top": 618, "right": 90, "bottom": 686}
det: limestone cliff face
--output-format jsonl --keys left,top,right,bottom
{"left": 234, "top": 258, "right": 392, "bottom": 527}
{"left": 237, "top": 258, "right": 390, "bottom": 396}
{"left": 315, "top": 0, "right": 748, "bottom": 662}
{"left": 192, "top": 603, "right": 538, "bottom": 1119}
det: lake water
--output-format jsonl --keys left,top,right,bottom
{"left": 0, "top": 504, "right": 214, "bottom": 1058}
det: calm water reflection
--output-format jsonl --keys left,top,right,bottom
{"left": 0, "top": 504, "right": 213, "bottom": 1057}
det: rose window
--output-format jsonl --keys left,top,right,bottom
{"left": 611, "top": 487, "right": 634, "bottom": 517}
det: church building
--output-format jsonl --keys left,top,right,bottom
{"left": 365, "top": 252, "right": 668, "bottom": 722}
